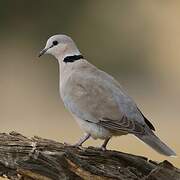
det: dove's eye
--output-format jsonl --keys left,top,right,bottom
{"left": 52, "top": 40, "right": 58, "bottom": 46}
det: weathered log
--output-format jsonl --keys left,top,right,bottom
{"left": 0, "top": 132, "right": 179, "bottom": 180}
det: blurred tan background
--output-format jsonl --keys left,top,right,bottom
{"left": 0, "top": 0, "right": 180, "bottom": 167}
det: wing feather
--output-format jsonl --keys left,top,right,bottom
{"left": 100, "top": 116, "right": 145, "bottom": 134}
{"left": 61, "top": 61, "right": 151, "bottom": 135}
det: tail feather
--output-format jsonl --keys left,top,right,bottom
{"left": 135, "top": 132, "right": 176, "bottom": 157}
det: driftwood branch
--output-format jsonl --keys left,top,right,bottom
{"left": 0, "top": 132, "right": 179, "bottom": 180}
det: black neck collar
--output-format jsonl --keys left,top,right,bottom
{"left": 63, "top": 54, "right": 84, "bottom": 63}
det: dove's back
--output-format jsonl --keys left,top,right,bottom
{"left": 59, "top": 59, "right": 176, "bottom": 156}
{"left": 60, "top": 59, "right": 145, "bottom": 129}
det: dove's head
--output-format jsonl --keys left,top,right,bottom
{"left": 39, "top": 34, "right": 80, "bottom": 60}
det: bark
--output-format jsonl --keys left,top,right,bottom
{"left": 0, "top": 132, "right": 179, "bottom": 180}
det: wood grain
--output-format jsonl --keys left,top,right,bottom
{"left": 0, "top": 132, "right": 179, "bottom": 180}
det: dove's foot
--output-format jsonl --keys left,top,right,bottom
{"left": 100, "top": 137, "right": 111, "bottom": 151}
{"left": 64, "top": 133, "right": 90, "bottom": 148}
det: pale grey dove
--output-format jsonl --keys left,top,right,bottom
{"left": 39, "top": 34, "right": 176, "bottom": 156}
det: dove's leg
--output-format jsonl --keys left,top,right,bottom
{"left": 75, "top": 133, "right": 91, "bottom": 146}
{"left": 64, "top": 133, "right": 90, "bottom": 147}
{"left": 100, "top": 137, "right": 111, "bottom": 151}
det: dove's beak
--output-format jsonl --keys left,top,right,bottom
{"left": 38, "top": 44, "right": 54, "bottom": 57}
{"left": 38, "top": 48, "right": 48, "bottom": 57}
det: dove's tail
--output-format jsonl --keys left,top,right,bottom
{"left": 135, "top": 132, "right": 176, "bottom": 157}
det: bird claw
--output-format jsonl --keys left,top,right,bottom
{"left": 101, "top": 146, "right": 107, "bottom": 151}
{"left": 90, "top": 146, "right": 107, "bottom": 151}
{"left": 64, "top": 142, "right": 82, "bottom": 148}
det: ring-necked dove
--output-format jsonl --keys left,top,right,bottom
{"left": 39, "top": 34, "right": 176, "bottom": 156}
